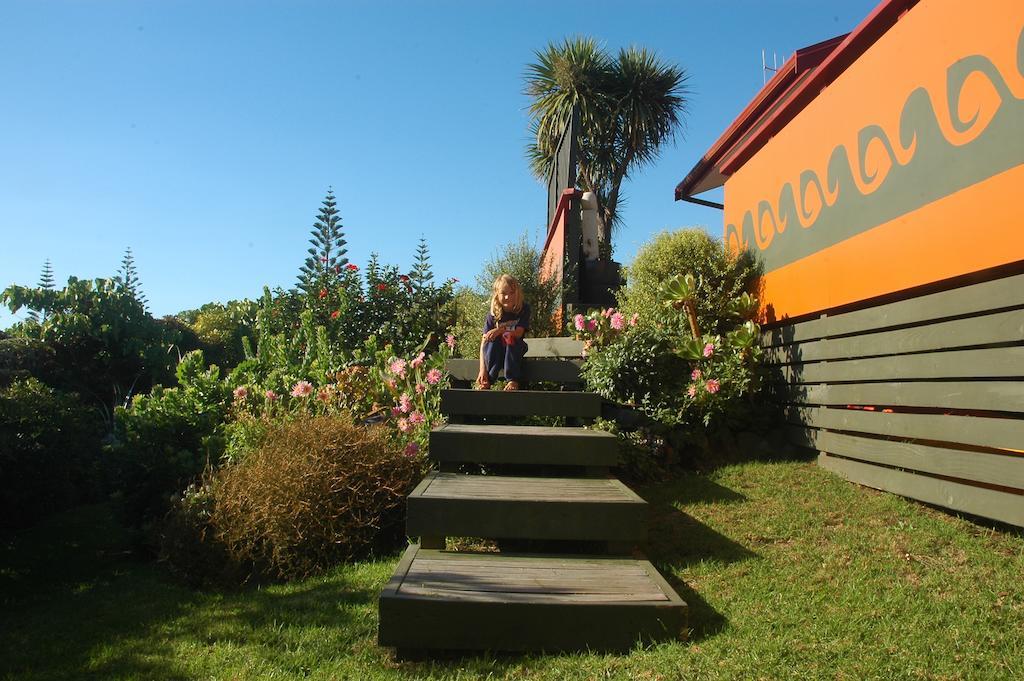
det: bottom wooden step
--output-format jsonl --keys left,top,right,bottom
{"left": 378, "top": 544, "right": 687, "bottom": 652}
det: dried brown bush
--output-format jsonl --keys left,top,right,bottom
{"left": 209, "top": 415, "right": 424, "bottom": 580}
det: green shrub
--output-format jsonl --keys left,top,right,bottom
{"left": 1, "top": 276, "right": 182, "bottom": 409}
{"left": 581, "top": 229, "right": 764, "bottom": 439}
{"left": 581, "top": 325, "right": 688, "bottom": 421}
{"left": 207, "top": 416, "right": 424, "bottom": 580}
{"left": 0, "top": 337, "right": 58, "bottom": 388}
{"left": 475, "top": 231, "right": 562, "bottom": 339}
{"left": 0, "top": 378, "right": 103, "bottom": 531}
{"left": 617, "top": 228, "right": 759, "bottom": 337}
{"left": 176, "top": 300, "right": 258, "bottom": 371}
{"left": 449, "top": 287, "right": 489, "bottom": 359}
{"left": 108, "top": 350, "right": 231, "bottom": 532}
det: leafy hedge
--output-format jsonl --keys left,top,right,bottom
{"left": 0, "top": 379, "right": 103, "bottom": 531}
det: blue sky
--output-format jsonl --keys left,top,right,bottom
{"left": 0, "top": 0, "right": 878, "bottom": 326}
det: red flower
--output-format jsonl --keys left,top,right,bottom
{"left": 399, "top": 274, "right": 410, "bottom": 282}
{"left": 330, "top": 310, "right": 340, "bottom": 319}
{"left": 318, "top": 288, "right": 328, "bottom": 299}
{"left": 346, "top": 263, "right": 359, "bottom": 272}
{"left": 377, "top": 283, "right": 388, "bottom": 291}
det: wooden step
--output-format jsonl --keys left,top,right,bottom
{"left": 441, "top": 389, "right": 601, "bottom": 418}
{"left": 445, "top": 358, "right": 583, "bottom": 385}
{"left": 406, "top": 472, "right": 646, "bottom": 543}
{"left": 378, "top": 545, "right": 687, "bottom": 652}
{"left": 430, "top": 423, "right": 618, "bottom": 467}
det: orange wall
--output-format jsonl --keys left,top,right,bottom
{"left": 723, "top": 0, "right": 1024, "bottom": 322}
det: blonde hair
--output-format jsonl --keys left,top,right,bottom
{"left": 489, "top": 274, "right": 524, "bottom": 320}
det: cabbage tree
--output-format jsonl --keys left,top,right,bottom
{"left": 525, "top": 37, "right": 689, "bottom": 257}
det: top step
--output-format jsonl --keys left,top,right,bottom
{"left": 441, "top": 389, "right": 601, "bottom": 418}
{"left": 521, "top": 337, "right": 585, "bottom": 358}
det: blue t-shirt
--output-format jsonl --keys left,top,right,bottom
{"left": 484, "top": 302, "right": 531, "bottom": 335}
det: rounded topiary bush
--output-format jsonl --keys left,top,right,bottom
{"left": 208, "top": 415, "right": 424, "bottom": 580}
{"left": 617, "top": 228, "right": 759, "bottom": 337}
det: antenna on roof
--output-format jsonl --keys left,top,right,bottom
{"left": 762, "top": 49, "right": 779, "bottom": 85}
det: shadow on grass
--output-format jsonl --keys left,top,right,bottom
{"left": 0, "top": 504, "right": 380, "bottom": 681}
{"left": 636, "top": 475, "right": 761, "bottom": 643}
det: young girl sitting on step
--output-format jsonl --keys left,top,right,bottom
{"left": 476, "top": 274, "right": 530, "bottom": 391}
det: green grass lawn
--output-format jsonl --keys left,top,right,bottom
{"left": 2, "top": 458, "right": 1022, "bottom": 680}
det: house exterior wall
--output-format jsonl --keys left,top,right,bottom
{"left": 722, "top": 0, "right": 1024, "bottom": 323}
{"left": 718, "top": 0, "right": 1024, "bottom": 527}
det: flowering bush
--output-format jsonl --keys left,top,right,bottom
{"left": 567, "top": 306, "right": 638, "bottom": 352}
{"left": 371, "top": 340, "right": 451, "bottom": 455}
{"left": 225, "top": 336, "right": 451, "bottom": 463}
{"left": 582, "top": 264, "right": 762, "bottom": 430}
{"left": 235, "top": 254, "right": 456, "bottom": 395}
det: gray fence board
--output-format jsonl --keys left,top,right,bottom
{"left": 764, "top": 309, "right": 1024, "bottom": 365}
{"left": 817, "top": 431, "right": 1024, "bottom": 489}
{"left": 818, "top": 453, "right": 1024, "bottom": 527}
{"left": 763, "top": 272, "right": 1024, "bottom": 347}
{"left": 775, "top": 347, "right": 1024, "bottom": 384}
{"left": 782, "top": 381, "right": 1024, "bottom": 412}
{"left": 785, "top": 406, "right": 1024, "bottom": 452}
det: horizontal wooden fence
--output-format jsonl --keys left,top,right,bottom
{"left": 763, "top": 271, "right": 1024, "bottom": 527}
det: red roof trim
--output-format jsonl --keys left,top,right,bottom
{"left": 675, "top": 0, "right": 919, "bottom": 200}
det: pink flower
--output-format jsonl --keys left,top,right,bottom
{"left": 426, "top": 368, "right": 442, "bottom": 385}
{"left": 705, "top": 379, "right": 721, "bottom": 394}
{"left": 446, "top": 334, "right": 456, "bottom": 350}
{"left": 397, "top": 418, "right": 411, "bottom": 433}
{"left": 610, "top": 312, "right": 624, "bottom": 330}
{"left": 346, "top": 263, "right": 359, "bottom": 272}
{"left": 384, "top": 378, "right": 397, "bottom": 391}
{"left": 265, "top": 389, "right": 279, "bottom": 401}
{"left": 703, "top": 342, "right": 715, "bottom": 358}
{"left": 573, "top": 314, "right": 586, "bottom": 331}
{"left": 291, "top": 381, "right": 314, "bottom": 398}
{"left": 404, "top": 441, "right": 420, "bottom": 457}
{"left": 316, "top": 389, "right": 331, "bottom": 402}
{"left": 233, "top": 386, "right": 248, "bottom": 399}
{"left": 602, "top": 307, "right": 614, "bottom": 318}
{"left": 330, "top": 310, "right": 340, "bottom": 319}
{"left": 410, "top": 352, "right": 425, "bottom": 369}
{"left": 687, "top": 385, "right": 697, "bottom": 398}
{"left": 415, "top": 382, "right": 426, "bottom": 395}
{"left": 691, "top": 368, "right": 702, "bottom": 381}
{"left": 409, "top": 411, "right": 425, "bottom": 425}
{"left": 399, "top": 393, "right": 412, "bottom": 413}
{"left": 629, "top": 313, "right": 639, "bottom": 327}
{"left": 389, "top": 358, "right": 407, "bottom": 378}
{"left": 391, "top": 406, "right": 403, "bottom": 417}
{"left": 586, "top": 318, "right": 598, "bottom": 332}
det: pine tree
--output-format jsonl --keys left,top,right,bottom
{"left": 117, "top": 247, "right": 148, "bottom": 309}
{"left": 298, "top": 188, "right": 348, "bottom": 295}
{"left": 38, "top": 259, "right": 55, "bottom": 290}
{"left": 410, "top": 235, "right": 434, "bottom": 292}
{"left": 28, "top": 259, "right": 56, "bottom": 322}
